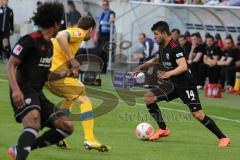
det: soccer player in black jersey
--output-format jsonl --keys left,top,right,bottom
{"left": 7, "top": 2, "right": 74, "bottom": 160}
{"left": 133, "top": 21, "right": 230, "bottom": 147}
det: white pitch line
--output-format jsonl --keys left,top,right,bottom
{"left": 1, "top": 78, "right": 240, "bottom": 123}
{"left": 0, "top": 79, "right": 8, "bottom": 83}
{"left": 87, "top": 86, "right": 240, "bottom": 124}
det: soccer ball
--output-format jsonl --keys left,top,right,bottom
{"left": 135, "top": 72, "right": 145, "bottom": 84}
{"left": 135, "top": 122, "right": 154, "bottom": 140}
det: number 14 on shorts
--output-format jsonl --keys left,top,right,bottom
{"left": 186, "top": 90, "right": 196, "bottom": 101}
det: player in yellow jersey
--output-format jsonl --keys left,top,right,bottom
{"left": 46, "top": 16, "right": 111, "bottom": 152}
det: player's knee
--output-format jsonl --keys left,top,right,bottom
{"left": 22, "top": 110, "right": 41, "bottom": 130}
{"left": 54, "top": 117, "right": 74, "bottom": 134}
{"left": 144, "top": 92, "right": 156, "bottom": 105}
{"left": 192, "top": 110, "right": 205, "bottom": 121}
{"left": 62, "top": 121, "right": 74, "bottom": 134}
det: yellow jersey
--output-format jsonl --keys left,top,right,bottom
{"left": 50, "top": 27, "right": 86, "bottom": 72}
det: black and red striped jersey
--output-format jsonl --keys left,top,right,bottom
{"left": 158, "top": 39, "right": 196, "bottom": 88}
{"left": 11, "top": 31, "right": 53, "bottom": 91}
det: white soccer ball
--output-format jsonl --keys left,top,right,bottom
{"left": 135, "top": 72, "right": 145, "bottom": 84}
{"left": 136, "top": 122, "right": 154, "bottom": 140}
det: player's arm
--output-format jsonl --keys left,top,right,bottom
{"left": 133, "top": 55, "right": 159, "bottom": 76}
{"left": 7, "top": 56, "right": 25, "bottom": 108}
{"left": 188, "top": 45, "right": 197, "bottom": 63}
{"left": 56, "top": 31, "right": 74, "bottom": 60}
{"left": 203, "top": 55, "right": 211, "bottom": 66}
{"left": 217, "top": 57, "right": 233, "bottom": 66}
{"left": 56, "top": 31, "right": 80, "bottom": 69}
{"left": 208, "top": 55, "right": 219, "bottom": 66}
{"left": 159, "top": 57, "right": 188, "bottom": 79}
{"left": 193, "top": 52, "right": 203, "bottom": 62}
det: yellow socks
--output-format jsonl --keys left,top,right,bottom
{"left": 79, "top": 101, "right": 95, "bottom": 142}
{"left": 234, "top": 72, "right": 240, "bottom": 91}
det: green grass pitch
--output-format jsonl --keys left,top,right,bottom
{"left": 0, "top": 62, "right": 240, "bottom": 160}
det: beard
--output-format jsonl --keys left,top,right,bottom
{"left": 158, "top": 38, "right": 165, "bottom": 46}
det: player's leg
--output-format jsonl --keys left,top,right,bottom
{"left": 9, "top": 109, "right": 41, "bottom": 160}
{"left": 46, "top": 79, "right": 110, "bottom": 151}
{"left": 192, "top": 110, "right": 231, "bottom": 147}
{"left": 144, "top": 88, "right": 175, "bottom": 141}
{"left": 73, "top": 93, "right": 111, "bottom": 152}
{"left": 16, "top": 110, "right": 41, "bottom": 160}
{"left": 31, "top": 114, "right": 74, "bottom": 150}
{"left": 30, "top": 94, "right": 74, "bottom": 151}
{"left": 144, "top": 90, "right": 166, "bottom": 130}
{"left": 179, "top": 88, "right": 230, "bottom": 147}
{"left": 9, "top": 91, "right": 42, "bottom": 160}
{"left": 46, "top": 79, "right": 95, "bottom": 142}
{"left": 58, "top": 79, "right": 95, "bottom": 142}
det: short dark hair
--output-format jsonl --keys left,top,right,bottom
{"left": 195, "top": 32, "right": 202, "bottom": 39}
{"left": 32, "top": 2, "right": 64, "bottom": 28}
{"left": 77, "top": 16, "right": 96, "bottom": 30}
{"left": 206, "top": 35, "right": 214, "bottom": 40}
{"left": 151, "top": 21, "right": 170, "bottom": 35}
{"left": 68, "top": 0, "right": 75, "bottom": 7}
{"left": 205, "top": 32, "right": 211, "bottom": 38}
{"left": 225, "top": 35, "right": 234, "bottom": 43}
{"left": 171, "top": 28, "right": 180, "bottom": 34}
{"left": 184, "top": 31, "right": 190, "bottom": 37}
{"left": 178, "top": 35, "right": 186, "bottom": 39}
{"left": 191, "top": 33, "right": 198, "bottom": 38}
{"left": 139, "top": 33, "right": 146, "bottom": 38}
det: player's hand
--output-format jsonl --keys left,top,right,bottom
{"left": 70, "top": 58, "right": 81, "bottom": 70}
{"left": 132, "top": 67, "right": 141, "bottom": 77}
{"left": 12, "top": 89, "right": 25, "bottom": 109}
{"left": 158, "top": 71, "right": 172, "bottom": 79}
{"left": 187, "top": 60, "right": 192, "bottom": 64}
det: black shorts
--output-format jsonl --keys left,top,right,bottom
{"left": 151, "top": 86, "right": 202, "bottom": 112}
{"left": 10, "top": 90, "right": 62, "bottom": 128}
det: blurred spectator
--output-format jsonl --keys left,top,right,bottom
{"left": 67, "top": 0, "right": 81, "bottom": 27}
{"left": 132, "top": 33, "right": 158, "bottom": 64}
{"left": 171, "top": 28, "right": 180, "bottom": 42}
{"left": 82, "top": 2, "right": 93, "bottom": 17}
{"left": 188, "top": 33, "right": 206, "bottom": 89}
{"left": 204, "top": 0, "right": 221, "bottom": 5}
{"left": 0, "top": 0, "right": 14, "bottom": 62}
{"left": 192, "top": 0, "right": 203, "bottom": 4}
{"left": 219, "top": 0, "right": 240, "bottom": 6}
{"left": 234, "top": 51, "right": 240, "bottom": 93}
{"left": 201, "top": 35, "right": 222, "bottom": 84}
{"left": 184, "top": 30, "right": 191, "bottom": 42}
{"left": 196, "top": 32, "right": 204, "bottom": 44}
{"left": 178, "top": 35, "right": 192, "bottom": 58}
{"left": 215, "top": 33, "right": 224, "bottom": 50}
{"left": 78, "top": 3, "right": 94, "bottom": 56}
{"left": 97, "top": 0, "right": 115, "bottom": 73}
{"left": 204, "top": 32, "right": 211, "bottom": 41}
{"left": 236, "top": 35, "right": 240, "bottom": 48}
{"left": 174, "top": 0, "right": 185, "bottom": 3}
{"left": 217, "top": 37, "right": 239, "bottom": 92}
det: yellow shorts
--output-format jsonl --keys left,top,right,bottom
{"left": 45, "top": 77, "right": 86, "bottom": 101}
